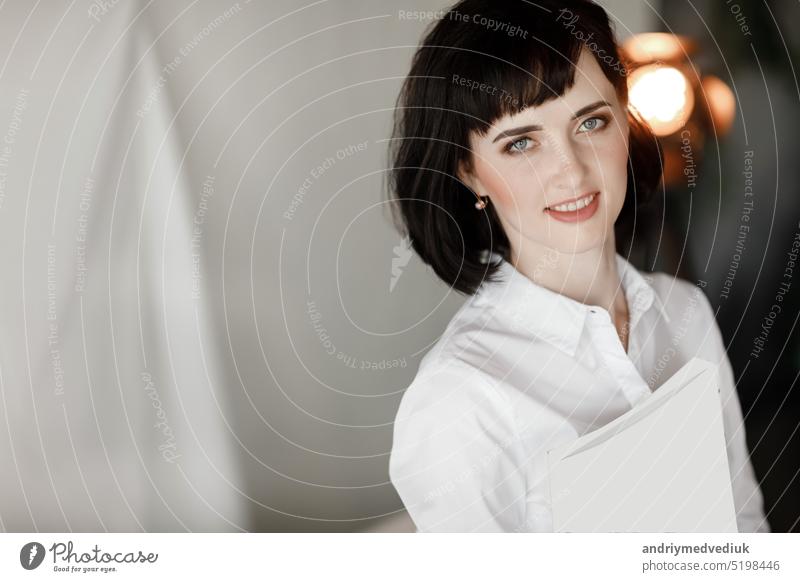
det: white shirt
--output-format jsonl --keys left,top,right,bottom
{"left": 389, "top": 252, "right": 769, "bottom": 532}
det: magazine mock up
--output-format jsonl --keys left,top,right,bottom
{"left": 547, "top": 357, "right": 738, "bottom": 533}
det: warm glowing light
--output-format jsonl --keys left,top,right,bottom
{"left": 628, "top": 65, "right": 695, "bottom": 136}
{"left": 701, "top": 75, "right": 736, "bottom": 136}
{"left": 622, "top": 33, "right": 689, "bottom": 63}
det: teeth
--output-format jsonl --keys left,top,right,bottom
{"left": 549, "top": 193, "right": 595, "bottom": 212}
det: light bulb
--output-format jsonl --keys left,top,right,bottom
{"left": 628, "top": 64, "right": 694, "bottom": 136}
{"left": 701, "top": 75, "right": 736, "bottom": 136}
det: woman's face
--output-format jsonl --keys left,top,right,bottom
{"left": 461, "top": 48, "right": 630, "bottom": 257}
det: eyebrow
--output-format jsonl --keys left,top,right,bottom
{"left": 491, "top": 100, "right": 612, "bottom": 143}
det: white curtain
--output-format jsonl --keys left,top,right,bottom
{"left": 0, "top": 0, "right": 650, "bottom": 532}
{"left": 0, "top": 0, "right": 257, "bottom": 531}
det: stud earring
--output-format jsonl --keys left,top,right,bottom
{"left": 474, "top": 197, "right": 487, "bottom": 210}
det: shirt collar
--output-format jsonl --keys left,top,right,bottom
{"left": 475, "top": 252, "right": 671, "bottom": 357}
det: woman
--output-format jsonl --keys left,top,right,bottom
{"left": 387, "top": 0, "right": 768, "bottom": 532}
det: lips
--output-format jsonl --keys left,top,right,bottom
{"left": 545, "top": 191, "right": 599, "bottom": 212}
{"left": 544, "top": 191, "right": 600, "bottom": 223}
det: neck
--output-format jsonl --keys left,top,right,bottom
{"left": 509, "top": 235, "right": 627, "bottom": 320}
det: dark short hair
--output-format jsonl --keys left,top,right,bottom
{"left": 388, "top": 0, "right": 663, "bottom": 295}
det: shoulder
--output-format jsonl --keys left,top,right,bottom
{"left": 411, "top": 292, "right": 504, "bottom": 376}
{"left": 389, "top": 360, "right": 519, "bottom": 484}
{"left": 388, "top": 360, "right": 527, "bottom": 532}
{"left": 646, "top": 271, "right": 715, "bottom": 322}
{"left": 645, "top": 270, "right": 727, "bottom": 360}
{"left": 392, "top": 361, "right": 513, "bottom": 437}
{"left": 645, "top": 270, "right": 702, "bottom": 299}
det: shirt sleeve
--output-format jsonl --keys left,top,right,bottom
{"left": 388, "top": 364, "right": 528, "bottom": 532}
{"left": 696, "top": 290, "right": 770, "bottom": 533}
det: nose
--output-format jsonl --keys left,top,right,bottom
{"left": 547, "top": 138, "right": 589, "bottom": 195}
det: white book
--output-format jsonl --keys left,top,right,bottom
{"left": 547, "top": 357, "right": 738, "bottom": 532}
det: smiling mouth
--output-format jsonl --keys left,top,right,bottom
{"left": 545, "top": 192, "right": 599, "bottom": 212}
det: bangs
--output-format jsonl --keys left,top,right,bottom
{"left": 450, "top": 33, "right": 585, "bottom": 138}
{"left": 427, "top": 0, "right": 629, "bottom": 143}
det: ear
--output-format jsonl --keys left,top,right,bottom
{"left": 457, "top": 159, "right": 483, "bottom": 195}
